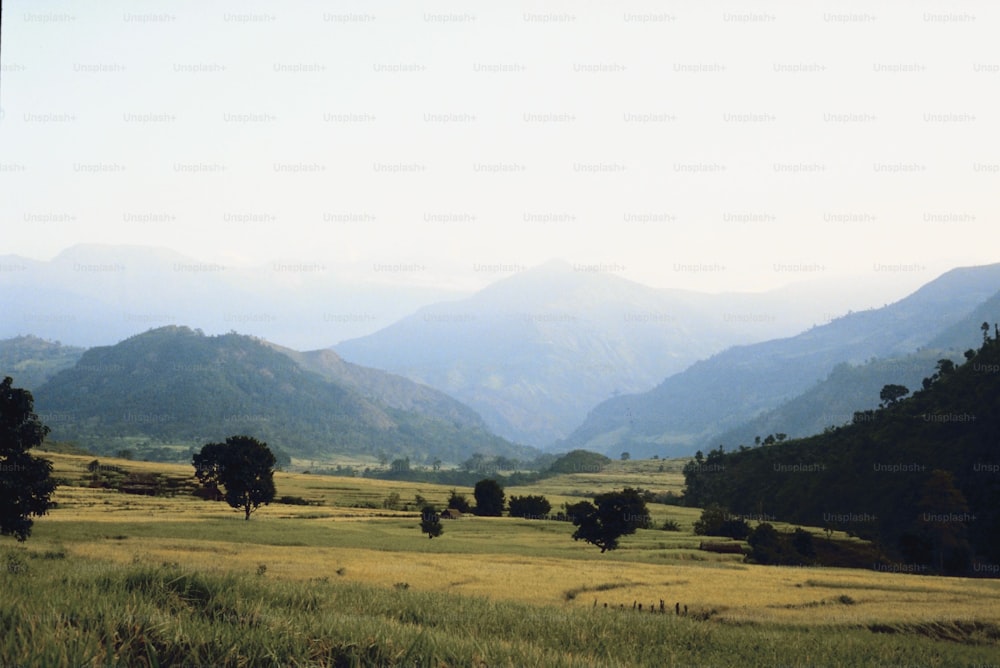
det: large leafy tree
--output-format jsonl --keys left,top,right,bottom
{"left": 473, "top": 478, "right": 505, "bottom": 516}
{"left": 420, "top": 504, "right": 443, "bottom": 539}
{"left": 570, "top": 488, "right": 650, "bottom": 552}
{"left": 0, "top": 377, "right": 56, "bottom": 541}
{"left": 192, "top": 435, "right": 276, "bottom": 520}
{"left": 508, "top": 494, "right": 551, "bottom": 519}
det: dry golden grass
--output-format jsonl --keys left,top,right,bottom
{"left": 32, "top": 453, "right": 1000, "bottom": 631}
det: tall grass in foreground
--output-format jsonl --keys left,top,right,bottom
{"left": 1, "top": 546, "right": 998, "bottom": 667}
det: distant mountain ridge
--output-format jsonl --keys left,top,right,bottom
{"left": 334, "top": 260, "right": 867, "bottom": 447}
{"left": 561, "top": 263, "right": 1000, "bottom": 457}
{"left": 33, "top": 326, "right": 535, "bottom": 464}
{"left": 0, "top": 244, "right": 460, "bottom": 349}
{"left": 711, "top": 288, "right": 1000, "bottom": 449}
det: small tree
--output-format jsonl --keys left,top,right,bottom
{"left": 693, "top": 504, "right": 750, "bottom": 539}
{"left": 508, "top": 494, "right": 551, "bottom": 519}
{"left": 192, "top": 435, "right": 277, "bottom": 520}
{"left": 879, "top": 384, "right": 909, "bottom": 408}
{"left": 473, "top": 479, "right": 505, "bottom": 516}
{"left": 570, "top": 488, "right": 650, "bottom": 552}
{"left": 420, "top": 504, "right": 443, "bottom": 539}
{"left": 447, "top": 489, "right": 472, "bottom": 513}
{"left": 0, "top": 377, "right": 56, "bottom": 541}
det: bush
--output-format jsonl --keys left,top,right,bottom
{"left": 508, "top": 495, "right": 551, "bottom": 519}
{"left": 693, "top": 504, "right": 750, "bottom": 539}
{"left": 660, "top": 519, "right": 682, "bottom": 532}
{"left": 747, "top": 523, "right": 815, "bottom": 566}
{"left": 447, "top": 490, "right": 472, "bottom": 513}
{"left": 276, "top": 495, "right": 313, "bottom": 506}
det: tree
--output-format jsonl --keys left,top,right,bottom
{"left": 570, "top": 488, "right": 650, "bottom": 552}
{"left": 0, "top": 377, "right": 56, "bottom": 541}
{"left": 447, "top": 489, "right": 472, "bottom": 513}
{"left": 192, "top": 435, "right": 276, "bottom": 520}
{"left": 879, "top": 384, "right": 910, "bottom": 408}
{"left": 508, "top": 494, "right": 551, "bottom": 519}
{"left": 473, "top": 478, "right": 505, "bottom": 516}
{"left": 620, "top": 451, "right": 631, "bottom": 461}
{"left": 693, "top": 504, "right": 750, "bottom": 539}
{"left": 420, "top": 504, "right": 443, "bottom": 539}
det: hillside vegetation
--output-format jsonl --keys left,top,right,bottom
{"left": 0, "top": 335, "right": 84, "bottom": 390}
{"left": 33, "top": 326, "right": 534, "bottom": 465}
{"left": 685, "top": 326, "right": 1000, "bottom": 575}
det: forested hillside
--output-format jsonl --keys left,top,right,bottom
{"left": 684, "top": 325, "right": 1000, "bottom": 575}
{"left": 33, "top": 326, "right": 534, "bottom": 464}
{"left": 0, "top": 336, "right": 85, "bottom": 389}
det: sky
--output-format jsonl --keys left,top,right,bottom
{"left": 1, "top": 0, "right": 998, "bottom": 297}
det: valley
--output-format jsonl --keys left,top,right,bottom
{"left": 3, "top": 452, "right": 998, "bottom": 666}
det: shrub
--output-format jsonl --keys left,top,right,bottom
{"left": 693, "top": 504, "right": 750, "bottom": 539}
{"left": 660, "top": 519, "right": 682, "bottom": 532}
{"left": 508, "top": 495, "right": 551, "bottom": 519}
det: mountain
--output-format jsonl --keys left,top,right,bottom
{"left": 562, "top": 263, "right": 1000, "bottom": 458}
{"left": 0, "top": 244, "right": 460, "bottom": 349}
{"left": 0, "top": 336, "right": 86, "bottom": 390}
{"left": 334, "top": 260, "right": 844, "bottom": 447}
{"left": 32, "top": 326, "right": 536, "bottom": 464}
{"left": 683, "top": 328, "right": 1000, "bottom": 574}
{"left": 266, "top": 343, "right": 487, "bottom": 431}
{"left": 711, "top": 290, "right": 1000, "bottom": 448}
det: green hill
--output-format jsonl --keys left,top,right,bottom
{"left": 683, "top": 325, "right": 1000, "bottom": 575}
{"left": 0, "top": 335, "right": 85, "bottom": 390}
{"left": 32, "top": 326, "right": 536, "bottom": 464}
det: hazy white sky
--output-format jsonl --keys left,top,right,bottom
{"left": 2, "top": 1, "right": 998, "bottom": 294}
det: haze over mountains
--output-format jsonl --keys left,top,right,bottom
{"left": 4, "top": 244, "right": 999, "bottom": 463}
{"left": 334, "top": 260, "right": 920, "bottom": 447}
{"left": 563, "top": 264, "right": 1000, "bottom": 458}
{"left": 0, "top": 244, "right": 460, "bottom": 349}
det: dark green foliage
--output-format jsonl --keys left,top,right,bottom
{"left": 547, "top": 449, "right": 611, "bottom": 474}
{"left": 508, "top": 494, "right": 551, "bottom": 519}
{"left": 660, "top": 519, "right": 682, "bottom": 532}
{"left": 420, "top": 505, "right": 443, "bottom": 539}
{"left": 879, "top": 384, "right": 909, "bottom": 408}
{"left": 683, "top": 330, "right": 1000, "bottom": 574}
{"left": 747, "top": 524, "right": 816, "bottom": 566}
{"left": 570, "top": 488, "right": 650, "bottom": 552}
{"left": 33, "top": 326, "right": 535, "bottom": 464}
{"left": 0, "top": 336, "right": 85, "bottom": 390}
{"left": 192, "top": 436, "right": 276, "bottom": 520}
{"left": 473, "top": 479, "right": 505, "bottom": 517}
{"left": 0, "top": 377, "right": 56, "bottom": 541}
{"left": 693, "top": 504, "right": 750, "bottom": 540}
{"left": 447, "top": 490, "right": 472, "bottom": 513}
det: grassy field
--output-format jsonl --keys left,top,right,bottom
{"left": 2, "top": 452, "right": 999, "bottom": 666}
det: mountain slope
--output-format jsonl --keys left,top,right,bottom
{"left": 0, "top": 336, "right": 86, "bottom": 390}
{"left": 268, "top": 344, "right": 487, "bottom": 431}
{"left": 33, "top": 326, "right": 535, "bottom": 464}
{"left": 711, "top": 289, "right": 1000, "bottom": 448}
{"left": 334, "top": 261, "right": 842, "bottom": 447}
{"left": 683, "top": 327, "right": 1000, "bottom": 573}
{"left": 563, "top": 264, "right": 1000, "bottom": 457}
